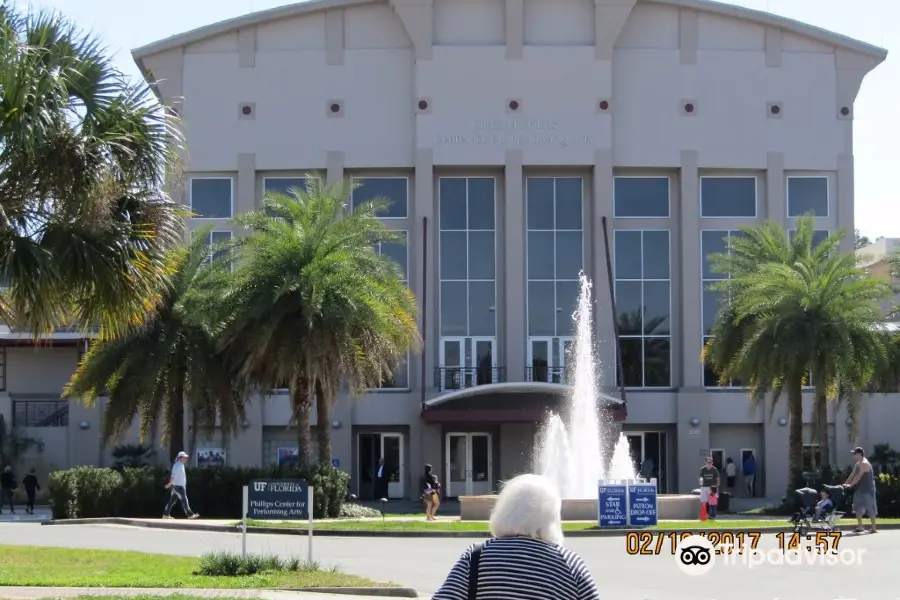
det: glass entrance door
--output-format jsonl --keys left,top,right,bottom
{"left": 445, "top": 432, "right": 493, "bottom": 497}
{"left": 528, "top": 337, "right": 572, "bottom": 383}
{"left": 624, "top": 431, "right": 669, "bottom": 492}
{"left": 440, "top": 337, "right": 464, "bottom": 390}
{"left": 471, "top": 337, "right": 496, "bottom": 385}
{"left": 381, "top": 433, "right": 404, "bottom": 498}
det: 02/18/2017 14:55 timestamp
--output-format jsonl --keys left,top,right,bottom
{"left": 625, "top": 531, "right": 843, "bottom": 555}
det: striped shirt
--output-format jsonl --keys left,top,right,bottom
{"left": 432, "top": 536, "right": 600, "bottom": 600}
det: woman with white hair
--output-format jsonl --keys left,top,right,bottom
{"left": 432, "top": 474, "right": 599, "bottom": 600}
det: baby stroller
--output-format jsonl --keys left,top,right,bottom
{"left": 789, "top": 485, "right": 845, "bottom": 534}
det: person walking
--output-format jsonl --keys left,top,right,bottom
{"left": 725, "top": 457, "right": 737, "bottom": 491}
{"left": 0, "top": 466, "right": 16, "bottom": 514}
{"left": 844, "top": 446, "right": 877, "bottom": 533}
{"left": 699, "top": 457, "right": 719, "bottom": 517}
{"left": 162, "top": 451, "right": 200, "bottom": 519}
{"left": 742, "top": 452, "right": 756, "bottom": 497}
{"left": 22, "top": 468, "right": 39, "bottom": 514}
{"left": 431, "top": 474, "right": 600, "bottom": 600}
{"left": 421, "top": 464, "right": 441, "bottom": 521}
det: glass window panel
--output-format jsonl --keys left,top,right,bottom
{"left": 618, "top": 338, "right": 643, "bottom": 387}
{"left": 701, "top": 230, "right": 729, "bottom": 280}
{"left": 555, "top": 281, "right": 579, "bottom": 336}
{"left": 209, "top": 231, "right": 232, "bottom": 265}
{"left": 788, "top": 177, "right": 828, "bottom": 217}
{"left": 468, "top": 281, "right": 496, "bottom": 336}
{"left": 440, "top": 232, "right": 467, "bottom": 280}
{"left": 468, "top": 231, "right": 495, "bottom": 280}
{"left": 702, "top": 289, "right": 723, "bottom": 336}
{"left": 352, "top": 178, "right": 408, "bottom": 218}
{"left": 700, "top": 177, "right": 756, "bottom": 218}
{"left": 555, "top": 178, "right": 583, "bottom": 229}
{"left": 526, "top": 178, "right": 554, "bottom": 230}
{"left": 642, "top": 281, "right": 670, "bottom": 336}
{"left": 439, "top": 178, "right": 467, "bottom": 230}
{"left": 467, "top": 178, "right": 495, "bottom": 230}
{"left": 614, "top": 231, "right": 643, "bottom": 279}
{"left": 555, "top": 231, "right": 583, "bottom": 280}
{"left": 614, "top": 177, "right": 669, "bottom": 218}
{"left": 527, "top": 231, "right": 554, "bottom": 279}
{"left": 614, "top": 281, "right": 643, "bottom": 336}
{"left": 642, "top": 231, "right": 670, "bottom": 279}
{"left": 264, "top": 177, "right": 308, "bottom": 197}
{"left": 644, "top": 338, "right": 671, "bottom": 387}
{"left": 191, "top": 178, "right": 232, "bottom": 219}
{"left": 440, "top": 282, "right": 467, "bottom": 336}
{"left": 380, "top": 234, "right": 408, "bottom": 280}
{"left": 381, "top": 356, "right": 409, "bottom": 389}
{"left": 528, "top": 281, "right": 555, "bottom": 336}
{"left": 789, "top": 229, "right": 829, "bottom": 249}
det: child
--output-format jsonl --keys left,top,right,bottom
{"left": 707, "top": 486, "right": 719, "bottom": 519}
{"left": 815, "top": 489, "right": 833, "bottom": 521}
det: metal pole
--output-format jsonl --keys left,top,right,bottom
{"left": 307, "top": 486, "right": 314, "bottom": 563}
{"left": 601, "top": 216, "right": 628, "bottom": 405}
{"left": 420, "top": 216, "right": 428, "bottom": 406}
{"left": 241, "top": 486, "right": 248, "bottom": 560}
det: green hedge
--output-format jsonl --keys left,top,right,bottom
{"left": 49, "top": 464, "right": 348, "bottom": 520}
{"left": 772, "top": 467, "right": 900, "bottom": 517}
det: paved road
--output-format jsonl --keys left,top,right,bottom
{"left": 1, "top": 523, "right": 897, "bottom": 599}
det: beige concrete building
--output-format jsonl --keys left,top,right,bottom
{"left": 0, "top": 0, "right": 895, "bottom": 499}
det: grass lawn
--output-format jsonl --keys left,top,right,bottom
{"left": 0, "top": 546, "right": 388, "bottom": 589}
{"left": 33, "top": 597, "right": 249, "bottom": 600}
{"left": 247, "top": 517, "right": 900, "bottom": 533}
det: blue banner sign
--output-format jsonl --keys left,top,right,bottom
{"left": 627, "top": 483, "right": 658, "bottom": 527}
{"left": 247, "top": 479, "right": 309, "bottom": 520}
{"left": 598, "top": 482, "right": 628, "bottom": 527}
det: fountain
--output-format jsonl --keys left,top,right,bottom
{"left": 458, "top": 272, "right": 698, "bottom": 522}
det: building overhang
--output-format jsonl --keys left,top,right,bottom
{"left": 0, "top": 326, "right": 93, "bottom": 347}
{"left": 421, "top": 382, "right": 625, "bottom": 424}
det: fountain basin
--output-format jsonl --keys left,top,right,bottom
{"left": 460, "top": 494, "right": 699, "bottom": 522}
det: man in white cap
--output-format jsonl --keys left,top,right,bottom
{"left": 163, "top": 451, "right": 199, "bottom": 519}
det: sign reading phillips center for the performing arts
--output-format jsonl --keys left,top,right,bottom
{"left": 247, "top": 479, "right": 309, "bottom": 520}
{"left": 434, "top": 119, "right": 595, "bottom": 148}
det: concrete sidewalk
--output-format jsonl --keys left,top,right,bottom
{"left": 0, "top": 588, "right": 424, "bottom": 599}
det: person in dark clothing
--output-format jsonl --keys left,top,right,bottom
{"left": 22, "top": 468, "right": 39, "bottom": 514}
{"left": 421, "top": 464, "right": 442, "bottom": 521}
{"left": 0, "top": 465, "right": 16, "bottom": 514}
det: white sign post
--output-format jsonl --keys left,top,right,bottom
{"left": 241, "top": 485, "right": 248, "bottom": 560}
{"left": 307, "top": 486, "right": 314, "bottom": 563}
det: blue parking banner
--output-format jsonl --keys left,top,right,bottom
{"left": 598, "top": 483, "right": 628, "bottom": 527}
{"left": 627, "top": 483, "right": 658, "bottom": 527}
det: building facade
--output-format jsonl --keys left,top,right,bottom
{"left": 0, "top": 0, "right": 893, "bottom": 499}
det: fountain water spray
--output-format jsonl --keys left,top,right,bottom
{"left": 535, "top": 272, "right": 636, "bottom": 498}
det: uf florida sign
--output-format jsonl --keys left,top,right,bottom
{"left": 598, "top": 479, "right": 658, "bottom": 527}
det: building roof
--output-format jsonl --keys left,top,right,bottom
{"left": 132, "top": 0, "right": 888, "bottom": 73}
{"left": 857, "top": 238, "right": 900, "bottom": 268}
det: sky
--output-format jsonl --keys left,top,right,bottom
{"left": 22, "top": 0, "right": 899, "bottom": 240}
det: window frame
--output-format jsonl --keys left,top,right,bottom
{"left": 189, "top": 176, "right": 234, "bottom": 220}
{"left": 525, "top": 176, "right": 585, "bottom": 339}
{"left": 802, "top": 443, "right": 823, "bottom": 472}
{"left": 350, "top": 176, "right": 410, "bottom": 220}
{"left": 612, "top": 175, "right": 671, "bottom": 219}
{"left": 700, "top": 229, "right": 745, "bottom": 389}
{"left": 788, "top": 228, "right": 830, "bottom": 248}
{"left": 373, "top": 230, "right": 411, "bottom": 391}
{"left": 205, "top": 230, "right": 234, "bottom": 271}
{"left": 613, "top": 228, "right": 673, "bottom": 389}
{"left": 699, "top": 175, "right": 758, "bottom": 219}
{"left": 786, "top": 175, "right": 830, "bottom": 218}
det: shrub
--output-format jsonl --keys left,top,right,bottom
{"left": 49, "top": 463, "right": 349, "bottom": 520}
{"left": 339, "top": 502, "right": 382, "bottom": 519}
{"left": 197, "top": 551, "right": 321, "bottom": 576}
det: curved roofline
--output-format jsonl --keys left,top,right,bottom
{"left": 423, "top": 381, "right": 624, "bottom": 409}
{"left": 132, "top": 0, "right": 886, "bottom": 69}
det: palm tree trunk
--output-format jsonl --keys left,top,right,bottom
{"left": 814, "top": 376, "right": 830, "bottom": 473}
{"left": 292, "top": 377, "right": 314, "bottom": 467}
{"left": 315, "top": 379, "right": 332, "bottom": 466}
{"left": 169, "top": 384, "right": 186, "bottom": 461}
{"left": 787, "top": 381, "right": 805, "bottom": 494}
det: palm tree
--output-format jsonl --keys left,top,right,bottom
{"left": 215, "top": 178, "right": 420, "bottom": 466}
{"left": 63, "top": 231, "right": 243, "bottom": 459}
{"left": 0, "top": 6, "right": 184, "bottom": 338}
{"left": 703, "top": 217, "right": 891, "bottom": 492}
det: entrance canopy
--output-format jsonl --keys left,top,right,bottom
{"left": 422, "top": 382, "right": 625, "bottom": 424}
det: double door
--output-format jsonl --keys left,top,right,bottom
{"left": 445, "top": 432, "right": 493, "bottom": 497}
{"left": 440, "top": 337, "right": 497, "bottom": 390}
{"left": 358, "top": 432, "right": 405, "bottom": 499}
{"left": 624, "top": 431, "right": 669, "bottom": 492}
{"left": 528, "top": 337, "right": 573, "bottom": 383}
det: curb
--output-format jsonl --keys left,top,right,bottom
{"left": 42, "top": 518, "right": 900, "bottom": 537}
{"left": 289, "top": 588, "right": 419, "bottom": 597}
